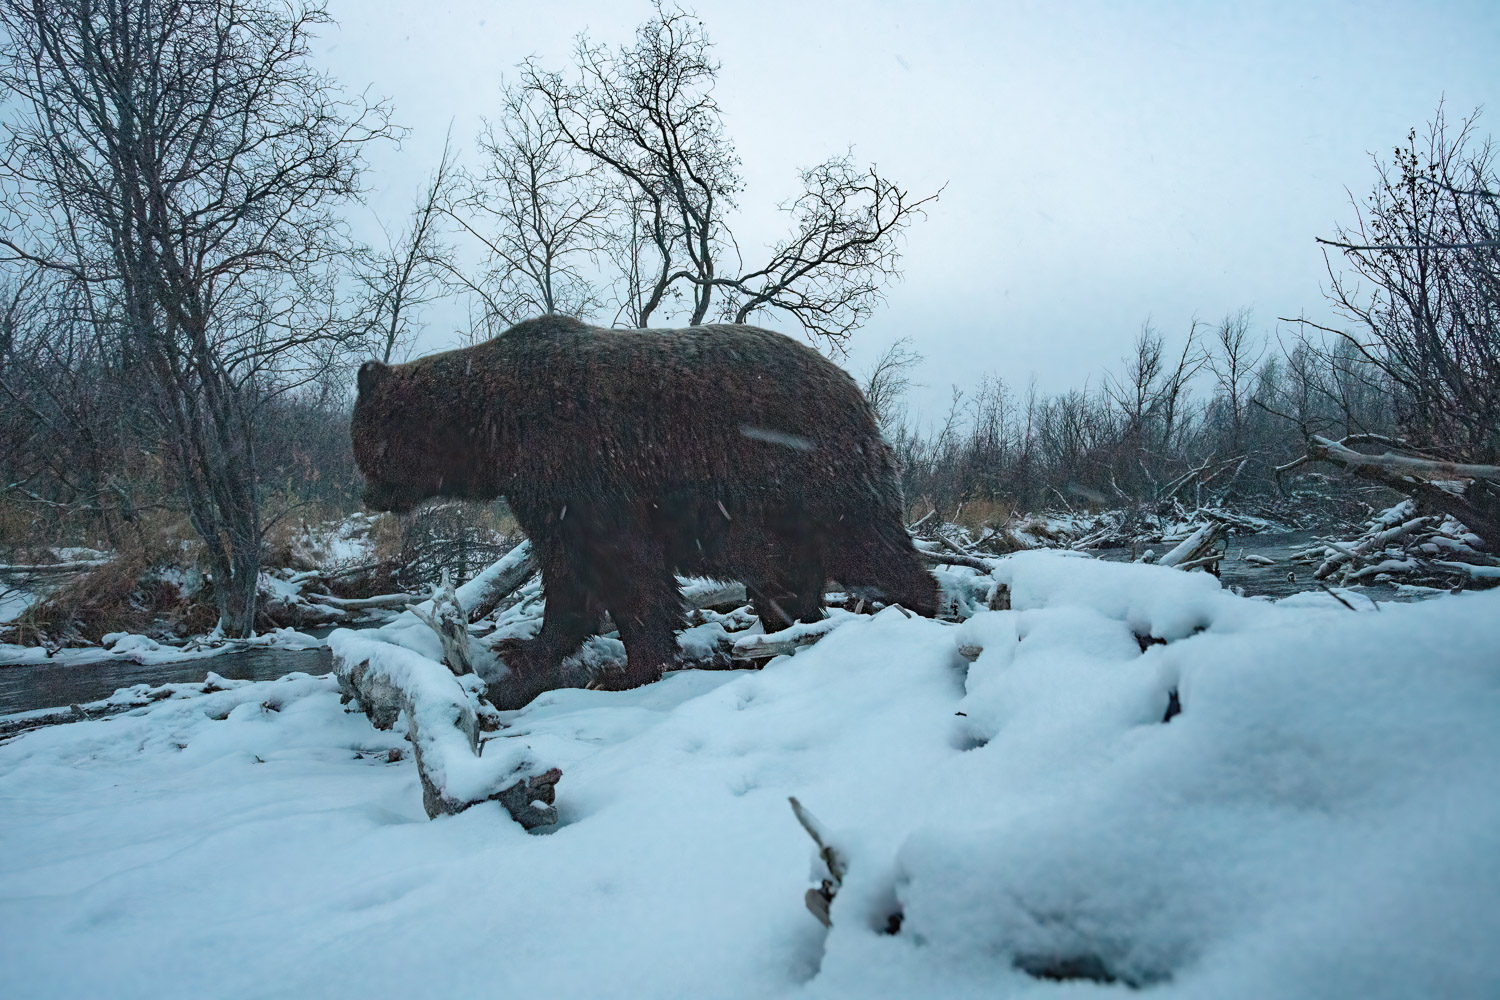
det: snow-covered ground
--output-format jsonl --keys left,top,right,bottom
{"left": 2, "top": 551, "right": 1497, "bottom": 999}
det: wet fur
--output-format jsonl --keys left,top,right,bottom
{"left": 352, "top": 315, "right": 936, "bottom": 698}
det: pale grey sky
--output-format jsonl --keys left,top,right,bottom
{"left": 321, "top": 0, "right": 1498, "bottom": 418}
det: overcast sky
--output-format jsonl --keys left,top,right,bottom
{"left": 321, "top": 0, "right": 1498, "bottom": 419}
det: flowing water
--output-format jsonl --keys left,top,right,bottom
{"left": 0, "top": 645, "right": 333, "bottom": 718}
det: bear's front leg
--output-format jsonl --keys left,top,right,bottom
{"left": 489, "top": 555, "right": 598, "bottom": 709}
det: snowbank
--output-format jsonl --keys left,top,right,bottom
{"left": 1, "top": 552, "right": 1497, "bottom": 999}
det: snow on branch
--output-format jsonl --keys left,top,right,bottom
{"left": 1279, "top": 434, "right": 1500, "bottom": 482}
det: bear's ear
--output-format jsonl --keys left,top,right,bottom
{"left": 357, "top": 360, "right": 388, "bottom": 395}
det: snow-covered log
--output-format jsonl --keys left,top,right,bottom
{"left": 1313, "top": 507, "right": 1433, "bottom": 580}
{"left": 912, "top": 537, "right": 1000, "bottom": 572}
{"left": 1300, "top": 500, "right": 1499, "bottom": 590}
{"left": 680, "top": 579, "right": 748, "bottom": 609}
{"left": 1158, "top": 521, "right": 1228, "bottom": 570}
{"left": 330, "top": 630, "right": 559, "bottom": 827}
{"left": 732, "top": 617, "right": 846, "bottom": 661}
{"left": 447, "top": 540, "right": 539, "bottom": 621}
{"left": 312, "top": 592, "right": 421, "bottom": 610}
{"left": 0, "top": 559, "right": 112, "bottom": 574}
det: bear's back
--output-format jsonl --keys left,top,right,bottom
{"left": 492, "top": 318, "right": 884, "bottom": 501}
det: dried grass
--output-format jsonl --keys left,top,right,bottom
{"left": 8, "top": 511, "right": 213, "bottom": 646}
{"left": 952, "top": 498, "right": 1012, "bottom": 531}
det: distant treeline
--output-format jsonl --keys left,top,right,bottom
{"left": 879, "top": 312, "right": 1392, "bottom": 516}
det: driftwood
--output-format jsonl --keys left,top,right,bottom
{"left": 405, "top": 570, "right": 476, "bottom": 676}
{"left": 913, "top": 537, "right": 999, "bottom": 573}
{"left": 451, "top": 540, "right": 540, "bottom": 621}
{"left": 1279, "top": 434, "right": 1500, "bottom": 546}
{"left": 332, "top": 632, "right": 560, "bottom": 827}
{"left": 1289, "top": 498, "right": 1499, "bottom": 588}
{"left": 312, "top": 592, "right": 421, "bottom": 610}
{"left": 1157, "top": 521, "right": 1229, "bottom": 570}
{"left": 680, "top": 579, "right": 749, "bottom": 610}
{"left": 0, "top": 559, "right": 111, "bottom": 575}
{"left": 731, "top": 618, "right": 845, "bottom": 661}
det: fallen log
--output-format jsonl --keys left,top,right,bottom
{"left": 404, "top": 570, "right": 478, "bottom": 676}
{"left": 680, "top": 579, "right": 748, "bottom": 610}
{"left": 1314, "top": 510, "right": 1433, "bottom": 580}
{"left": 1175, "top": 552, "right": 1225, "bottom": 573}
{"left": 913, "top": 538, "right": 998, "bottom": 573}
{"left": 1158, "top": 521, "right": 1229, "bottom": 569}
{"left": 330, "top": 630, "right": 559, "bottom": 827}
{"left": 1301, "top": 499, "right": 1499, "bottom": 589}
{"left": 1280, "top": 435, "right": 1500, "bottom": 546}
{"left": 0, "top": 559, "right": 112, "bottom": 574}
{"left": 311, "top": 592, "right": 421, "bottom": 610}
{"left": 449, "top": 540, "right": 540, "bottom": 621}
{"left": 731, "top": 617, "right": 845, "bottom": 661}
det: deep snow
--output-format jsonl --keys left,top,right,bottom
{"left": 1, "top": 551, "right": 1497, "bottom": 999}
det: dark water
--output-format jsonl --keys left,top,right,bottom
{"left": 1094, "top": 528, "right": 1403, "bottom": 602}
{"left": 0, "top": 645, "right": 333, "bottom": 717}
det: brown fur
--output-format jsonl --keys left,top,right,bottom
{"left": 352, "top": 315, "right": 936, "bottom": 696}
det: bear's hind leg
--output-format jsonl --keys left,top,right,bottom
{"left": 596, "top": 561, "right": 685, "bottom": 691}
{"left": 827, "top": 527, "right": 938, "bottom": 618}
{"left": 751, "top": 564, "right": 827, "bottom": 627}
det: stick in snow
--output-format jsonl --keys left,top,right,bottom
{"left": 789, "top": 797, "right": 847, "bottom": 928}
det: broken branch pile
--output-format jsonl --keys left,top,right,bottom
{"left": 1276, "top": 434, "right": 1499, "bottom": 590}
{"left": 1291, "top": 499, "right": 1499, "bottom": 589}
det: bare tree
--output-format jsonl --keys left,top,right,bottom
{"left": 0, "top": 0, "right": 395, "bottom": 635}
{"left": 359, "top": 135, "right": 458, "bottom": 363}
{"left": 449, "top": 85, "right": 613, "bottom": 336}
{"left": 713, "top": 153, "right": 942, "bottom": 345}
{"left": 1315, "top": 104, "right": 1500, "bottom": 462}
{"left": 520, "top": 1, "right": 940, "bottom": 346}
{"left": 861, "top": 336, "right": 922, "bottom": 434}
{"left": 1204, "top": 309, "right": 1266, "bottom": 454}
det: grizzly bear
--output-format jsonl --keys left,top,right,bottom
{"left": 352, "top": 315, "right": 936, "bottom": 702}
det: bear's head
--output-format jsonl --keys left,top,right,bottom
{"left": 351, "top": 359, "right": 463, "bottom": 514}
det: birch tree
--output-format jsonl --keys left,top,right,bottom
{"left": 0, "top": 0, "right": 394, "bottom": 634}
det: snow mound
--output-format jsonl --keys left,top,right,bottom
{"left": 1, "top": 551, "right": 1497, "bottom": 999}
